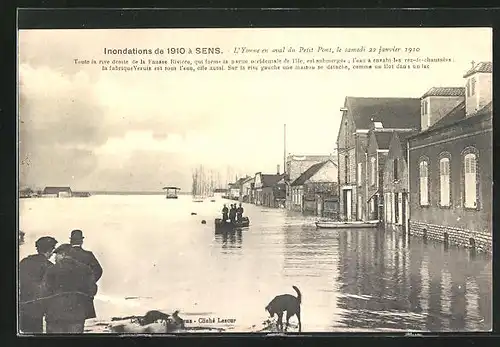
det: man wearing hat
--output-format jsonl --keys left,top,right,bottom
{"left": 68, "top": 229, "right": 102, "bottom": 320}
{"left": 43, "top": 243, "right": 96, "bottom": 333}
{"left": 19, "top": 236, "right": 58, "bottom": 333}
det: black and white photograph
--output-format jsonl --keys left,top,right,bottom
{"left": 17, "top": 25, "right": 492, "bottom": 334}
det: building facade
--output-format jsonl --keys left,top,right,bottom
{"left": 407, "top": 62, "right": 493, "bottom": 253}
{"left": 364, "top": 126, "right": 417, "bottom": 222}
{"left": 253, "top": 172, "right": 264, "bottom": 205}
{"left": 285, "top": 154, "right": 334, "bottom": 210}
{"left": 290, "top": 160, "right": 338, "bottom": 215}
{"left": 240, "top": 176, "right": 254, "bottom": 203}
{"left": 336, "top": 97, "right": 421, "bottom": 221}
{"left": 383, "top": 131, "right": 417, "bottom": 233}
{"left": 261, "top": 174, "right": 286, "bottom": 208}
{"left": 42, "top": 186, "right": 73, "bottom": 197}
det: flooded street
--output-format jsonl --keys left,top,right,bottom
{"left": 19, "top": 195, "right": 492, "bottom": 332}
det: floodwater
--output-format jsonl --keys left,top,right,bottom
{"left": 19, "top": 195, "right": 492, "bottom": 333}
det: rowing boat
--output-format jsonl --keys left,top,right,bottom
{"left": 214, "top": 217, "right": 250, "bottom": 231}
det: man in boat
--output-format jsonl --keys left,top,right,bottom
{"left": 222, "top": 204, "right": 229, "bottom": 222}
{"left": 236, "top": 203, "right": 244, "bottom": 223}
{"left": 229, "top": 204, "right": 237, "bottom": 224}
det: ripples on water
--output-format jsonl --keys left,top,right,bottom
{"left": 19, "top": 195, "right": 492, "bottom": 332}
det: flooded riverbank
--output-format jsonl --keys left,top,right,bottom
{"left": 19, "top": 195, "right": 492, "bottom": 332}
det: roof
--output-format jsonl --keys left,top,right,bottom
{"left": 43, "top": 187, "right": 72, "bottom": 194}
{"left": 344, "top": 97, "right": 421, "bottom": 130}
{"left": 241, "top": 176, "right": 254, "bottom": 184}
{"left": 373, "top": 131, "right": 395, "bottom": 150}
{"left": 291, "top": 162, "right": 324, "bottom": 186}
{"left": 428, "top": 101, "right": 466, "bottom": 131}
{"left": 290, "top": 160, "right": 336, "bottom": 186}
{"left": 409, "top": 101, "right": 492, "bottom": 140}
{"left": 261, "top": 174, "right": 285, "bottom": 188}
{"left": 287, "top": 154, "right": 333, "bottom": 162}
{"left": 396, "top": 130, "right": 420, "bottom": 151}
{"left": 387, "top": 130, "right": 420, "bottom": 160}
{"left": 162, "top": 186, "right": 180, "bottom": 190}
{"left": 463, "top": 62, "right": 492, "bottom": 78}
{"left": 421, "top": 87, "right": 465, "bottom": 98}
{"left": 229, "top": 177, "right": 249, "bottom": 188}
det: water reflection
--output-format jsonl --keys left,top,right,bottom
{"left": 335, "top": 229, "right": 491, "bottom": 331}
{"left": 214, "top": 229, "right": 243, "bottom": 249}
{"left": 19, "top": 197, "right": 491, "bottom": 333}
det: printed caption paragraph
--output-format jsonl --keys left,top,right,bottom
{"left": 74, "top": 45, "right": 455, "bottom": 73}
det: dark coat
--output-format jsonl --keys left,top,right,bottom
{"left": 70, "top": 246, "right": 103, "bottom": 282}
{"left": 43, "top": 257, "right": 95, "bottom": 323}
{"left": 68, "top": 246, "right": 102, "bottom": 319}
{"left": 19, "top": 254, "right": 53, "bottom": 318}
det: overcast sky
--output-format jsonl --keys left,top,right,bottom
{"left": 18, "top": 28, "right": 492, "bottom": 191}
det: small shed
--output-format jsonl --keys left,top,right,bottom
{"left": 42, "top": 186, "right": 72, "bottom": 197}
{"left": 163, "top": 186, "right": 181, "bottom": 199}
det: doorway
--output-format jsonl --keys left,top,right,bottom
{"left": 402, "top": 192, "right": 408, "bottom": 233}
{"left": 343, "top": 189, "right": 352, "bottom": 221}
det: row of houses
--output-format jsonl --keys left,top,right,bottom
{"left": 226, "top": 155, "right": 340, "bottom": 218}
{"left": 336, "top": 61, "right": 492, "bottom": 253}
{"left": 225, "top": 61, "right": 492, "bottom": 253}
{"left": 19, "top": 186, "right": 91, "bottom": 198}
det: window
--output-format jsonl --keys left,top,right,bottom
{"left": 393, "top": 158, "right": 399, "bottom": 181}
{"left": 466, "top": 79, "right": 470, "bottom": 97}
{"left": 370, "top": 157, "right": 376, "bottom": 186}
{"left": 358, "top": 195, "right": 363, "bottom": 220}
{"left": 419, "top": 160, "right": 429, "bottom": 206}
{"left": 357, "top": 162, "right": 362, "bottom": 184}
{"left": 384, "top": 193, "right": 388, "bottom": 222}
{"left": 389, "top": 193, "right": 393, "bottom": 223}
{"left": 470, "top": 77, "right": 476, "bottom": 96}
{"left": 464, "top": 153, "right": 477, "bottom": 208}
{"left": 440, "top": 158, "right": 450, "bottom": 207}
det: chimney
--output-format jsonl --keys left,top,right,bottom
{"left": 370, "top": 118, "right": 383, "bottom": 130}
{"left": 277, "top": 164, "right": 280, "bottom": 175}
{"left": 420, "top": 86, "right": 465, "bottom": 130}
{"left": 464, "top": 61, "right": 492, "bottom": 117}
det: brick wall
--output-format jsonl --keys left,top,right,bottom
{"left": 409, "top": 115, "right": 492, "bottom": 235}
{"left": 409, "top": 220, "right": 492, "bottom": 254}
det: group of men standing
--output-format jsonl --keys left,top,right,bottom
{"left": 19, "top": 229, "right": 103, "bottom": 334}
{"left": 221, "top": 203, "right": 244, "bottom": 223}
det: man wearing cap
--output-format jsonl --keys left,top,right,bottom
{"left": 43, "top": 243, "right": 96, "bottom": 333}
{"left": 19, "top": 236, "right": 57, "bottom": 333}
{"left": 68, "top": 229, "right": 102, "bottom": 320}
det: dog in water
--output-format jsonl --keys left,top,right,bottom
{"left": 265, "top": 285, "right": 302, "bottom": 332}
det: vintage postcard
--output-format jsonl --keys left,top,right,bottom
{"left": 18, "top": 26, "right": 492, "bottom": 334}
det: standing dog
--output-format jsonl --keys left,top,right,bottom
{"left": 265, "top": 285, "right": 302, "bottom": 332}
